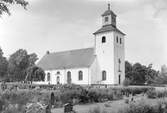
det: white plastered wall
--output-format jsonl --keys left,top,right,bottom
{"left": 65, "top": 67, "right": 90, "bottom": 85}
{"left": 113, "top": 32, "right": 125, "bottom": 84}
{"left": 94, "top": 32, "right": 115, "bottom": 84}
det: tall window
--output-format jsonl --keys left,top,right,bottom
{"left": 105, "top": 17, "right": 108, "bottom": 22}
{"left": 78, "top": 71, "right": 83, "bottom": 80}
{"left": 120, "top": 38, "right": 122, "bottom": 44}
{"left": 67, "top": 71, "right": 71, "bottom": 79}
{"left": 102, "top": 36, "right": 106, "bottom": 43}
{"left": 47, "top": 73, "right": 50, "bottom": 81}
{"left": 112, "top": 17, "right": 114, "bottom": 22}
{"left": 57, "top": 76, "right": 60, "bottom": 84}
{"left": 116, "top": 36, "right": 118, "bottom": 43}
{"left": 102, "top": 71, "right": 106, "bottom": 80}
{"left": 67, "top": 71, "right": 71, "bottom": 84}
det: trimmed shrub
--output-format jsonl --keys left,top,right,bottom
{"left": 124, "top": 98, "right": 129, "bottom": 104}
{"left": 123, "top": 78, "right": 131, "bottom": 87}
{"left": 117, "top": 101, "right": 167, "bottom": 113}
{"left": 146, "top": 90, "right": 157, "bottom": 99}
{"left": 120, "top": 87, "right": 154, "bottom": 96}
{"left": 146, "top": 90, "right": 167, "bottom": 99}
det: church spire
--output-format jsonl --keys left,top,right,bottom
{"left": 101, "top": 4, "right": 117, "bottom": 27}
{"left": 108, "top": 4, "right": 110, "bottom": 10}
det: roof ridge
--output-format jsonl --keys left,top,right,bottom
{"left": 48, "top": 47, "right": 94, "bottom": 54}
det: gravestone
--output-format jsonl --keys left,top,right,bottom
{"left": 50, "top": 92, "right": 55, "bottom": 106}
{"left": 46, "top": 104, "right": 51, "bottom": 113}
{"left": 15, "top": 85, "right": 18, "bottom": 91}
{"left": 64, "top": 103, "right": 73, "bottom": 113}
{"left": 125, "top": 92, "right": 129, "bottom": 97}
{"left": 0, "top": 100, "right": 3, "bottom": 112}
{"left": 1, "top": 82, "right": 7, "bottom": 91}
{"left": 131, "top": 97, "right": 133, "bottom": 101}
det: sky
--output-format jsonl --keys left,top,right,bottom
{"left": 0, "top": 0, "right": 167, "bottom": 71}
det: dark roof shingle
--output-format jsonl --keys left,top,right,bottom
{"left": 37, "top": 48, "right": 96, "bottom": 70}
{"left": 101, "top": 9, "right": 116, "bottom": 16}
{"left": 93, "top": 25, "right": 125, "bottom": 35}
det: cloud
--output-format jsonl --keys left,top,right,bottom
{"left": 152, "top": 0, "right": 167, "bottom": 17}
{"left": 95, "top": 18, "right": 101, "bottom": 25}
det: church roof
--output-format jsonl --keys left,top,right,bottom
{"left": 93, "top": 25, "right": 125, "bottom": 35}
{"left": 37, "top": 47, "right": 96, "bottom": 70}
{"left": 102, "top": 9, "right": 116, "bottom": 17}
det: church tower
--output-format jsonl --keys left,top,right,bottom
{"left": 93, "top": 4, "right": 125, "bottom": 85}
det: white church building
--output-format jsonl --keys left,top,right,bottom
{"left": 37, "top": 5, "right": 125, "bottom": 85}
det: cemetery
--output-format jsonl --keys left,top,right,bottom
{"left": 1, "top": 83, "right": 167, "bottom": 113}
{"left": 0, "top": 0, "right": 167, "bottom": 113}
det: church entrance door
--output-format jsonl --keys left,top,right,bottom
{"left": 118, "top": 75, "right": 121, "bottom": 84}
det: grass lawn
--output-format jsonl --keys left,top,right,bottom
{"left": 51, "top": 95, "right": 167, "bottom": 113}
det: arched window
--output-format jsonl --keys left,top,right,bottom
{"left": 102, "top": 71, "right": 106, "bottom": 80}
{"left": 57, "top": 71, "right": 60, "bottom": 74}
{"left": 57, "top": 76, "right": 60, "bottom": 84}
{"left": 67, "top": 71, "right": 71, "bottom": 84}
{"left": 102, "top": 36, "right": 106, "bottom": 43}
{"left": 105, "top": 17, "right": 108, "bottom": 22}
{"left": 78, "top": 71, "right": 83, "bottom": 80}
{"left": 120, "top": 38, "right": 122, "bottom": 44}
{"left": 67, "top": 71, "right": 71, "bottom": 79}
{"left": 116, "top": 36, "right": 118, "bottom": 43}
{"left": 47, "top": 72, "right": 50, "bottom": 81}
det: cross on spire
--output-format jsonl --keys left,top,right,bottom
{"left": 108, "top": 4, "right": 110, "bottom": 10}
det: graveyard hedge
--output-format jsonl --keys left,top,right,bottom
{"left": 117, "top": 101, "right": 167, "bottom": 113}
{"left": 146, "top": 90, "right": 167, "bottom": 99}
{"left": 87, "top": 101, "right": 167, "bottom": 113}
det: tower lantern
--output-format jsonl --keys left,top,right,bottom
{"left": 101, "top": 4, "right": 117, "bottom": 28}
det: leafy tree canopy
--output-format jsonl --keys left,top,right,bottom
{"left": 8, "top": 49, "right": 38, "bottom": 81}
{"left": 0, "top": 47, "right": 8, "bottom": 79}
{"left": 125, "top": 61, "right": 159, "bottom": 85}
{"left": 160, "top": 64, "right": 167, "bottom": 78}
{"left": 0, "top": 0, "right": 28, "bottom": 16}
{"left": 25, "top": 66, "right": 45, "bottom": 84}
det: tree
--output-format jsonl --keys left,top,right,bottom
{"left": 0, "top": 0, "right": 28, "bottom": 16}
{"left": 28, "top": 53, "right": 38, "bottom": 66}
{"left": 0, "top": 47, "right": 8, "bottom": 80}
{"left": 149, "top": 65, "right": 167, "bottom": 84}
{"left": 125, "top": 61, "right": 159, "bottom": 85}
{"left": 25, "top": 66, "right": 45, "bottom": 84}
{"left": 8, "top": 49, "right": 38, "bottom": 81}
{"left": 125, "top": 60, "right": 133, "bottom": 74}
{"left": 160, "top": 64, "right": 167, "bottom": 78}
{"left": 144, "top": 63, "right": 159, "bottom": 84}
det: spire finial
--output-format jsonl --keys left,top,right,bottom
{"left": 108, "top": 4, "right": 110, "bottom": 10}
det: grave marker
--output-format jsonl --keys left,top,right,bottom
{"left": 63, "top": 103, "right": 73, "bottom": 113}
